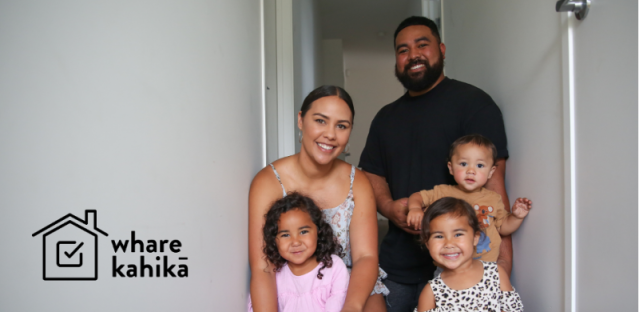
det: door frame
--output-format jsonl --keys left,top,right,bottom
{"left": 263, "top": 0, "right": 296, "bottom": 165}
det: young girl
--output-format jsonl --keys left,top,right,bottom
{"left": 415, "top": 197, "right": 524, "bottom": 312}
{"left": 249, "top": 192, "right": 349, "bottom": 312}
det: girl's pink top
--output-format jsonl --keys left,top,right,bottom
{"left": 248, "top": 255, "right": 349, "bottom": 312}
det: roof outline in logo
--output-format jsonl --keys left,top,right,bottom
{"left": 32, "top": 209, "right": 108, "bottom": 238}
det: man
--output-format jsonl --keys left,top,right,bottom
{"left": 358, "top": 16, "right": 513, "bottom": 312}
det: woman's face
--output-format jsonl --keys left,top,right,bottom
{"left": 298, "top": 96, "right": 353, "bottom": 165}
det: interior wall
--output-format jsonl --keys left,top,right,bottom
{"left": 321, "top": 39, "right": 345, "bottom": 88}
{"left": 572, "top": 1, "right": 638, "bottom": 310}
{"left": 343, "top": 52, "right": 404, "bottom": 165}
{"left": 338, "top": 26, "right": 406, "bottom": 166}
{"left": 293, "top": 0, "right": 323, "bottom": 153}
{"left": 443, "top": 2, "right": 565, "bottom": 311}
{"left": 0, "top": 1, "right": 262, "bottom": 311}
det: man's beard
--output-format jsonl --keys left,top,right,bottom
{"left": 394, "top": 56, "right": 444, "bottom": 93}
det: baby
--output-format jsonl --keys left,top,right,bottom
{"left": 406, "top": 134, "right": 532, "bottom": 262}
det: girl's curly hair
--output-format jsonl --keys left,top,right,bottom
{"left": 263, "top": 192, "right": 343, "bottom": 279}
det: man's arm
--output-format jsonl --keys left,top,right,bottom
{"left": 363, "top": 171, "right": 419, "bottom": 235}
{"left": 484, "top": 158, "right": 513, "bottom": 276}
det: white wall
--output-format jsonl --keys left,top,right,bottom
{"left": 321, "top": 39, "right": 345, "bottom": 88}
{"left": 293, "top": 0, "right": 322, "bottom": 153}
{"left": 0, "top": 1, "right": 262, "bottom": 311}
{"left": 339, "top": 26, "right": 406, "bottom": 166}
{"left": 443, "top": 2, "right": 565, "bottom": 311}
{"left": 572, "top": 1, "right": 638, "bottom": 310}
{"left": 343, "top": 51, "right": 404, "bottom": 165}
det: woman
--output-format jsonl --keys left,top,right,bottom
{"left": 249, "top": 86, "right": 388, "bottom": 312}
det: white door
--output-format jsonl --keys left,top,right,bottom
{"left": 571, "top": 1, "right": 637, "bottom": 310}
{"left": 442, "top": 0, "right": 636, "bottom": 311}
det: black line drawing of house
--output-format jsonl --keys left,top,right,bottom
{"left": 32, "top": 210, "right": 108, "bottom": 280}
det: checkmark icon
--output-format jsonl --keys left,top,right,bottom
{"left": 64, "top": 242, "right": 84, "bottom": 258}
{"left": 57, "top": 241, "right": 84, "bottom": 267}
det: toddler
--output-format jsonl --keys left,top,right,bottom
{"left": 415, "top": 197, "right": 524, "bottom": 312}
{"left": 407, "top": 134, "right": 531, "bottom": 262}
{"left": 248, "top": 192, "right": 349, "bottom": 312}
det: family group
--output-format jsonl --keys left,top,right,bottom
{"left": 248, "top": 16, "right": 532, "bottom": 312}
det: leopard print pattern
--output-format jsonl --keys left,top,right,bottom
{"left": 414, "top": 261, "right": 524, "bottom": 312}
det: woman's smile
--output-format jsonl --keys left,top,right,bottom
{"left": 317, "top": 142, "right": 336, "bottom": 151}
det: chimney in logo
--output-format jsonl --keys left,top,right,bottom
{"left": 86, "top": 210, "right": 96, "bottom": 230}
{"left": 33, "top": 210, "right": 108, "bottom": 280}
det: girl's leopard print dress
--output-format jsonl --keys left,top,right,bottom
{"left": 414, "top": 261, "right": 524, "bottom": 312}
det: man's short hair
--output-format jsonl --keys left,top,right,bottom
{"left": 393, "top": 16, "right": 441, "bottom": 48}
{"left": 449, "top": 134, "right": 498, "bottom": 166}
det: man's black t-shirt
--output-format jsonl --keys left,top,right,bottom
{"left": 359, "top": 77, "right": 508, "bottom": 284}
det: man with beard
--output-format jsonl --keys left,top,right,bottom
{"left": 358, "top": 16, "right": 512, "bottom": 312}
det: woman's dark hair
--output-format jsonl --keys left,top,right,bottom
{"left": 394, "top": 16, "right": 441, "bottom": 47}
{"left": 262, "top": 192, "right": 343, "bottom": 279}
{"left": 300, "top": 85, "right": 355, "bottom": 121}
{"left": 448, "top": 134, "right": 498, "bottom": 166}
{"left": 420, "top": 197, "right": 482, "bottom": 244}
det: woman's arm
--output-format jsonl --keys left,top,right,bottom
{"left": 248, "top": 168, "right": 283, "bottom": 312}
{"left": 342, "top": 170, "right": 381, "bottom": 312}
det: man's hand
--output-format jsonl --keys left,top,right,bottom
{"left": 511, "top": 197, "right": 532, "bottom": 219}
{"left": 362, "top": 171, "right": 421, "bottom": 235}
{"left": 383, "top": 198, "right": 420, "bottom": 235}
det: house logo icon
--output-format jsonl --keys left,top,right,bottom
{"left": 32, "top": 210, "right": 108, "bottom": 280}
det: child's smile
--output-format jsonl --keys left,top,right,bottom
{"left": 426, "top": 213, "right": 480, "bottom": 271}
{"left": 275, "top": 209, "right": 320, "bottom": 276}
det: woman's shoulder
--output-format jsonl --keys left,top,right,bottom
{"left": 250, "top": 165, "right": 279, "bottom": 190}
{"left": 270, "top": 155, "right": 295, "bottom": 168}
{"left": 251, "top": 156, "right": 295, "bottom": 185}
{"left": 329, "top": 160, "right": 361, "bottom": 182}
{"left": 349, "top": 164, "right": 373, "bottom": 193}
{"left": 249, "top": 160, "right": 294, "bottom": 205}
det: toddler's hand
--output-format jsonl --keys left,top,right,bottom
{"left": 407, "top": 208, "right": 424, "bottom": 230}
{"left": 512, "top": 197, "right": 532, "bottom": 219}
